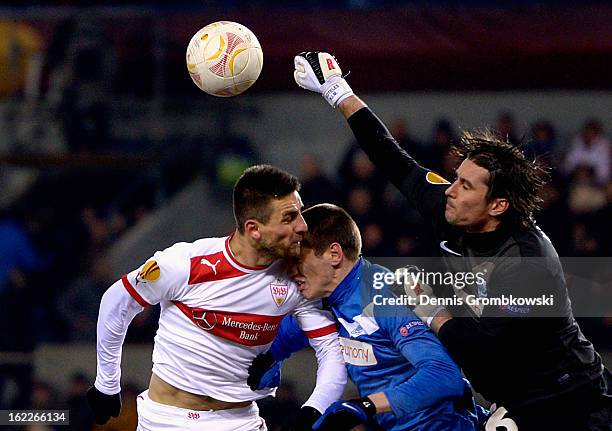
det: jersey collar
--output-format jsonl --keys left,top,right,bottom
{"left": 462, "top": 224, "right": 513, "bottom": 254}
{"left": 224, "top": 233, "right": 271, "bottom": 272}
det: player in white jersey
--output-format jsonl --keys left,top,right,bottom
{"left": 87, "top": 165, "right": 347, "bottom": 431}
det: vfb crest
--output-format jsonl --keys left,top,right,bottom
{"left": 270, "top": 278, "right": 288, "bottom": 307}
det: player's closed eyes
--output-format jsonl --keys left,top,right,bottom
{"left": 283, "top": 212, "right": 299, "bottom": 222}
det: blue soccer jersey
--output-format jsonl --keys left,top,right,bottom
{"left": 269, "top": 258, "right": 478, "bottom": 431}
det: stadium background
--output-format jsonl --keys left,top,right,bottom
{"left": 0, "top": 0, "right": 611, "bottom": 429}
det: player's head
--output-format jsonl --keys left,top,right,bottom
{"left": 294, "top": 203, "right": 361, "bottom": 299}
{"left": 233, "top": 164, "right": 307, "bottom": 259}
{"left": 444, "top": 128, "right": 548, "bottom": 232}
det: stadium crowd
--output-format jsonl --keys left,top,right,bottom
{"left": 1, "top": 108, "right": 611, "bottom": 417}
{"left": 2, "top": 111, "right": 611, "bottom": 342}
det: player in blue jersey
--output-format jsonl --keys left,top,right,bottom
{"left": 248, "top": 203, "right": 480, "bottom": 431}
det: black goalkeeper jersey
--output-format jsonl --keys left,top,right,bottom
{"left": 347, "top": 107, "right": 605, "bottom": 409}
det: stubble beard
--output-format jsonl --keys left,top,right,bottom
{"left": 257, "top": 238, "right": 300, "bottom": 261}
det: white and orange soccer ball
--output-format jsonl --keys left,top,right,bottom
{"left": 186, "top": 21, "right": 263, "bottom": 97}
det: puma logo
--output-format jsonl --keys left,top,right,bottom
{"left": 200, "top": 258, "right": 221, "bottom": 275}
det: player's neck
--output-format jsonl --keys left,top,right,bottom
{"left": 465, "top": 217, "right": 501, "bottom": 233}
{"left": 228, "top": 231, "right": 274, "bottom": 267}
{"left": 333, "top": 259, "right": 358, "bottom": 287}
{"left": 325, "top": 259, "right": 359, "bottom": 298}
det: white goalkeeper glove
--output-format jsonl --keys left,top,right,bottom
{"left": 394, "top": 266, "right": 445, "bottom": 326}
{"left": 294, "top": 51, "right": 354, "bottom": 108}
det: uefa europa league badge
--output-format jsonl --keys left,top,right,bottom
{"left": 270, "top": 279, "right": 289, "bottom": 307}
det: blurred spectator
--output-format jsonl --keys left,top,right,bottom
{"left": 299, "top": 153, "right": 339, "bottom": 208}
{"left": 0, "top": 263, "right": 36, "bottom": 409}
{"left": 423, "top": 118, "right": 456, "bottom": 176}
{"left": 40, "top": 17, "right": 77, "bottom": 96}
{"left": 0, "top": 21, "right": 43, "bottom": 97}
{"left": 361, "top": 222, "right": 392, "bottom": 255}
{"left": 81, "top": 207, "right": 113, "bottom": 250}
{"left": 570, "top": 222, "right": 599, "bottom": 256}
{"left": 593, "top": 181, "right": 612, "bottom": 256}
{"left": 394, "top": 235, "right": 419, "bottom": 256}
{"left": 0, "top": 210, "right": 43, "bottom": 295}
{"left": 46, "top": 17, "right": 115, "bottom": 154}
{"left": 30, "top": 380, "right": 58, "bottom": 410}
{"left": 566, "top": 166, "right": 607, "bottom": 215}
{"left": 439, "top": 147, "right": 462, "bottom": 180}
{"left": 494, "top": 111, "right": 519, "bottom": 145}
{"left": 343, "top": 186, "right": 394, "bottom": 255}
{"left": 376, "top": 173, "right": 429, "bottom": 256}
{"left": 390, "top": 118, "right": 425, "bottom": 158}
{"left": 25, "top": 425, "right": 54, "bottom": 431}
{"left": 125, "top": 306, "right": 160, "bottom": 343}
{"left": 56, "top": 255, "right": 109, "bottom": 342}
{"left": 525, "top": 120, "right": 559, "bottom": 167}
{"left": 536, "top": 180, "right": 571, "bottom": 254}
{"left": 214, "top": 135, "right": 259, "bottom": 189}
{"left": 338, "top": 144, "right": 387, "bottom": 200}
{"left": 344, "top": 187, "right": 376, "bottom": 226}
{"left": 563, "top": 118, "right": 611, "bottom": 185}
{"left": 65, "top": 371, "right": 94, "bottom": 431}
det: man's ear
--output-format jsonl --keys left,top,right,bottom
{"left": 488, "top": 198, "right": 509, "bottom": 217}
{"left": 244, "top": 220, "right": 261, "bottom": 240}
{"left": 329, "top": 242, "right": 344, "bottom": 266}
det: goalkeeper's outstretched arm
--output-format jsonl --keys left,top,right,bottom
{"left": 294, "top": 51, "right": 448, "bottom": 217}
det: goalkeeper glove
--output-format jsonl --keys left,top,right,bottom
{"left": 247, "top": 351, "right": 281, "bottom": 390}
{"left": 294, "top": 52, "right": 353, "bottom": 108}
{"left": 312, "top": 397, "right": 376, "bottom": 431}
{"left": 281, "top": 406, "right": 322, "bottom": 431}
{"left": 86, "top": 386, "right": 121, "bottom": 425}
{"left": 392, "top": 266, "right": 445, "bottom": 325}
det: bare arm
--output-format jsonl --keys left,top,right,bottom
{"left": 339, "top": 95, "right": 367, "bottom": 119}
{"left": 367, "top": 392, "right": 391, "bottom": 413}
{"left": 429, "top": 309, "right": 453, "bottom": 335}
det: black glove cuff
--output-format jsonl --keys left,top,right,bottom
{"left": 87, "top": 386, "right": 121, "bottom": 425}
{"left": 247, "top": 351, "right": 276, "bottom": 390}
{"left": 300, "top": 405, "right": 322, "bottom": 425}
{"left": 352, "top": 397, "right": 377, "bottom": 417}
{"left": 260, "top": 351, "right": 276, "bottom": 368}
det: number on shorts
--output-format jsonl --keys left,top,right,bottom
{"left": 485, "top": 406, "right": 518, "bottom": 431}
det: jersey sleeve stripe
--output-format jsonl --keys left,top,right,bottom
{"left": 121, "top": 275, "right": 151, "bottom": 307}
{"left": 304, "top": 324, "right": 337, "bottom": 339}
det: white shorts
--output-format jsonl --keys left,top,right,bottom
{"left": 136, "top": 390, "right": 267, "bottom": 431}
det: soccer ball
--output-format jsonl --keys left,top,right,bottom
{"left": 186, "top": 21, "right": 263, "bottom": 97}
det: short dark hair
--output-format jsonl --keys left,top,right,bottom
{"left": 452, "top": 128, "right": 549, "bottom": 229}
{"left": 233, "top": 165, "right": 300, "bottom": 233}
{"left": 302, "top": 204, "right": 361, "bottom": 261}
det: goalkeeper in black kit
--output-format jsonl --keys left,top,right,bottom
{"left": 292, "top": 52, "right": 611, "bottom": 430}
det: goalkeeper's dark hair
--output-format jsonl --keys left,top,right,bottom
{"left": 302, "top": 204, "right": 361, "bottom": 261}
{"left": 233, "top": 164, "right": 301, "bottom": 233}
{"left": 452, "top": 128, "right": 549, "bottom": 229}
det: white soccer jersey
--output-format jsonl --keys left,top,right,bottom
{"left": 120, "top": 235, "right": 337, "bottom": 402}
